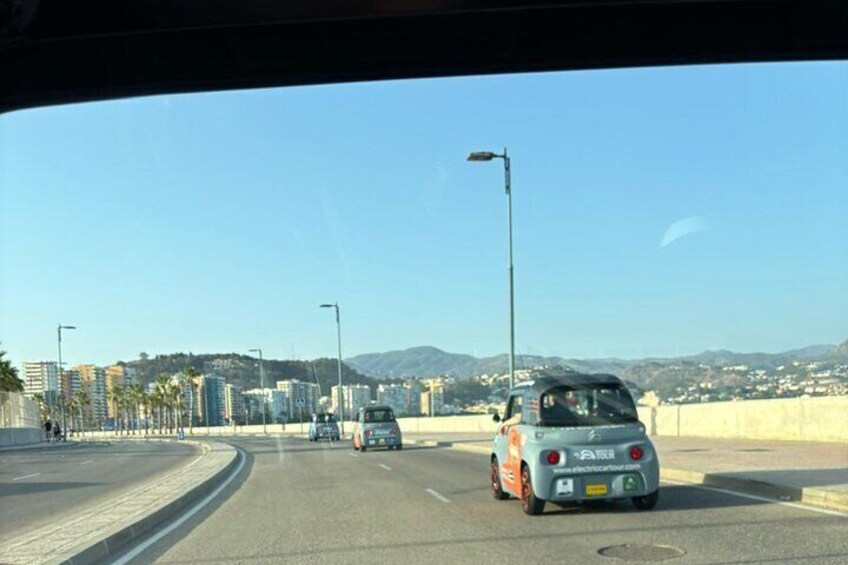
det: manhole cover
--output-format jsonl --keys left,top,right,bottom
{"left": 598, "top": 544, "right": 686, "bottom": 561}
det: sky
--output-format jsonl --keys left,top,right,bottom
{"left": 1, "top": 61, "right": 847, "bottom": 367}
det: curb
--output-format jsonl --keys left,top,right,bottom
{"left": 63, "top": 441, "right": 240, "bottom": 565}
{"left": 660, "top": 467, "right": 848, "bottom": 513}
{"left": 0, "top": 440, "right": 240, "bottom": 565}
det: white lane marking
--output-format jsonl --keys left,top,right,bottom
{"left": 80, "top": 460, "right": 94, "bottom": 465}
{"left": 426, "top": 488, "right": 450, "bottom": 503}
{"left": 348, "top": 453, "right": 358, "bottom": 457}
{"left": 12, "top": 473, "right": 41, "bottom": 481}
{"left": 661, "top": 479, "right": 848, "bottom": 518}
{"left": 378, "top": 464, "right": 392, "bottom": 471}
{"left": 110, "top": 448, "right": 247, "bottom": 565}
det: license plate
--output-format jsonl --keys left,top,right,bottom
{"left": 586, "top": 484, "right": 608, "bottom": 496}
{"left": 379, "top": 439, "right": 386, "bottom": 445}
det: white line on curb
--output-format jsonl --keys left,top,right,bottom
{"left": 109, "top": 448, "right": 247, "bottom": 565}
{"left": 660, "top": 479, "right": 848, "bottom": 518}
{"left": 426, "top": 488, "right": 450, "bottom": 503}
{"left": 80, "top": 460, "right": 94, "bottom": 465}
{"left": 12, "top": 473, "right": 40, "bottom": 481}
{"left": 379, "top": 464, "right": 392, "bottom": 471}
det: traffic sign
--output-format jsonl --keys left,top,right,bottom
{"left": 295, "top": 397, "right": 305, "bottom": 408}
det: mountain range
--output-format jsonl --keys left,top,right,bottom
{"left": 345, "top": 342, "right": 848, "bottom": 380}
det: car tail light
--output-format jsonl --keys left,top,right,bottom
{"left": 629, "top": 446, "right": 644, "bottom": 460}
{"left": 365, "top": 429, "right": 372, "bottom": 438}
{"left": 545, "top": 451, "right": 561, "bottom": 465}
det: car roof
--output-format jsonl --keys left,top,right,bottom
{"left": 512, "top": 373, "right": 625, "bottom": 394}
{"left": 361, "top": 405, "right": 393, "bottom": 412}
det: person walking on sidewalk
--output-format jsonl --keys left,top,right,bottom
{"left": 53, "top": 422, "right": 62, "bottom": 443}
{"left": 45, "top": 419, "right": 53, "bottom": 442}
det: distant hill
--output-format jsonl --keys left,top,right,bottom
{"left": 120, "top": 352, "right": 379, "bottom": 396}
{"left": 346, "top": 342, "right": 842, "bottom": 380}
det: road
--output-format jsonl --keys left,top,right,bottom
{"left": 116, "top": 437, "right": 848, "bottom": 564}
{"left": 0, "top": 440, "right": 198, "bottom": 544}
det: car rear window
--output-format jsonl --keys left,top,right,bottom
{"left": 363, "top": 409, "right": 395, "bottom": 423}
{"left": 538, "top": 385, "right": 639, "bottom": 427}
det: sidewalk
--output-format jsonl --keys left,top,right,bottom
{"left": 0, "top": 439, "right": 81, "bottom": 453}
{"left": 401, "top": 432, "right": 848, "bottom": 512}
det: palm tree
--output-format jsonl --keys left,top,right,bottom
{"left": 139, "top": 389, "right": 151, "bottom": 435}
{"left": 32, "top": 392, "right": 49, "bottom": 422}
{"left": 74, "top": 389, "right": 90, "bottom": 437}
{"left": 154, "top": 374, "right": 171, "bottom": 434}
{"left": 127, "top": 383, "right": 144, "bottom": 435}
{"left": 107, "top": 385, "right": 124, "bottom": 435}
{"left": 0, "top": 349, "right": 24, "bottom": 392}
{"left": 181, "top": 367, "right": 200, "bottom": 435}
{"left": 169, "top": 382, "right": 184, "bottom": 432}
{"left": 66, "top": 395, "right": 77, "bottom": 436}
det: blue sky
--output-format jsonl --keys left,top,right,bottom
{"left": 2, "top": 62, "right": 846, "bottom": 366}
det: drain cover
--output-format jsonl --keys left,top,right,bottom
{"left": 598, "top": 544, "right": 686, "bottom": 561}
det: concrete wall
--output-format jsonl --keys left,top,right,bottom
{"left": 642, "top": 396, "right": 848, "bottom": 443}
{"left": 75, "top": 396, "right": 848, "bottom": 443}
{"left": 0, "top": 427, "right": 43, "bottom": 447}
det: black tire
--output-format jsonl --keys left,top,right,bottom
{"left": 359, "top": 444, "right": 367, "bottom": 453}
{"left": 397, "top": 443, "right": 403, "bottom": 451}
{"left": 520, "top": 464, "right": 545, "bottom": 515}
{"left": 491, "top": 457, "right": 509, "bottom": 500}
{"left": 632, "top": 490, "right": 659, "bottom": 511}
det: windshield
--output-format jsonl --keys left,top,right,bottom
{"left": 539, "top": 385, "right": 638, "bottom": 427}
{"left": 1, "top": 60, "right": 846, "bottom": 563}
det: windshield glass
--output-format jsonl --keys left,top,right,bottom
{"left": 1, "top": 60, "right": 846, "bottom": 563}
{"left": 540, "top": 385, "right": 638, "bottom": 427}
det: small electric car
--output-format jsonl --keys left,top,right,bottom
{"left": 308, "top": 412, "right": 341, "bottom": 441}
{"left": 490, "top": 374, "right": 659, "bottom": 515}
{"left": 352, "top": 405, "right": 402, "bottom": 452}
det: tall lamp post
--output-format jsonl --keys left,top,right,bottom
{"left": 248, "top": 348, "right": 267, "bottom": 435}
{"left": 57, "top": 324, "right": 76, "bottom": 442}
{"left": 468, "top": 148, "right": 516, "bottom": 390}
{"left": 320, "top": 303, "right": 344, "bottom": 436}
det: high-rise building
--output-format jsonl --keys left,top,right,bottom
{"left": 224, "top": 384, "right": 244, "bottom": 424}
{"left": 244, "top": 388, "right": 288, "bottom": 423}
{"left": 22, "top": 361, "right": 59, "bottom": 399}
{"left": 104, "top": 365, "right": 135, "bottom": 419}
{"left": 61, "top": 369, "right": 81, "bottom": 401}
{"left": 276, "top": 379, "right": 318, "bottom": 417}
{"left": 331, "top": 384, "right": 371, "bottom": 419}
{"left": 75, "top": 365, "right": 107, "bottom": 426}
{"left": 377, "top": 384, "right": 409, "bottom": 416}
{"left": 198, "top": 375, "right": 226, "bottom": 426}
{"left": 421, "top": 382, "right": 445, "bottom": 417}
{"left": 406, "top": 382, "right": 423, "bottom": 416}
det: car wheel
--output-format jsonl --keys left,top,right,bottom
{"left": 632, "top": 490, "right": 659, "bottom": 510}
{"left": 397, "top": 443, "right": 403, "bottom": 451}
{"left": 520, "top": 464, "right": 545, "bottom": 515}
{"left": 491, "top": 457, "right": 509, "bottom": 500}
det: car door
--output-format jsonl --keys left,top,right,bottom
{"left": 496, "top": 392, "right": 524, "bottom": 495}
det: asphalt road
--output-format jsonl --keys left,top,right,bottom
{"left": 0, "top": 440, "right": 199, "bottom": 544}
{"left": 119, "top": 437, "right": 847, "bottom": 564}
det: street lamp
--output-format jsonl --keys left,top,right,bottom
{"left": 57, "top": 324, "right": 76, "bottom": 442}
{"left": 467, "top": 147, "right": 516, "bottom": 390}
{"left": 248, "top": 348, "right": 266, "bottom": 435}
{"left": 320, "top": 303, "right": 345, "bottom": 435}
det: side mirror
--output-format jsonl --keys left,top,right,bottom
{"left": 492, "top": 413, "right": 501, "bottom": 423}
